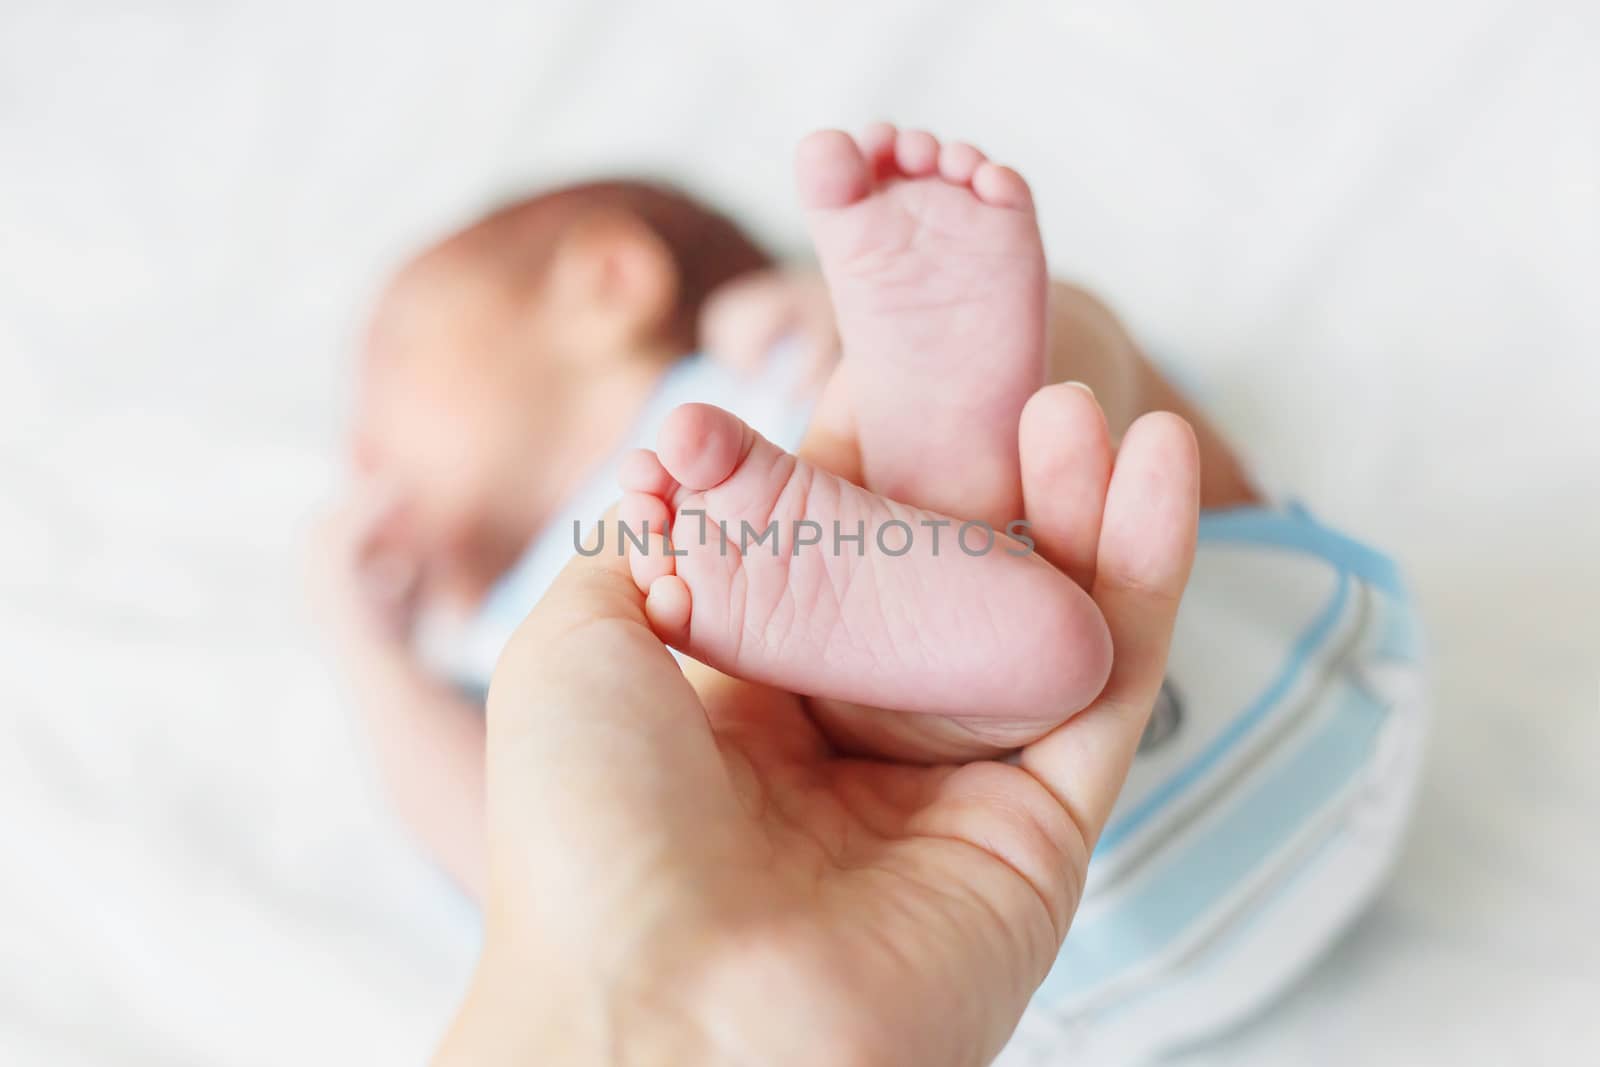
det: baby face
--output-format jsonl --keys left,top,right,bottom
{"left": 353, "top": 292, "right": 559, "bottom": 607}
{"left": 351, "top": 215, "right": 685, "bottom": 606}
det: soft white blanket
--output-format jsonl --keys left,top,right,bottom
{"left": 2, "top": 1, "right": 1595, "bottom": 1063}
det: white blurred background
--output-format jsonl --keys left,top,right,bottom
{"left": 1, "top": 1, "right": 1596, "bottom": 1063}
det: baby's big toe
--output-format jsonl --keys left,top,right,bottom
{"left": 795, "top": 129, "right": 872, "bottom": 210}
{"left": 657, "top": 403, "right": 754, "bottom": 492}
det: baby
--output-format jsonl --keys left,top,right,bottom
{"left": 319, "top": 125, "right": 1420, "bottom": 1061}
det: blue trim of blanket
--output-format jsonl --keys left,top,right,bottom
{"left": 1097, "top": 505, "right": 1405, "bottom": 855}
{"left": 1197, "top": 503, "right": 1404, "bottom": 599}
{"left": 1036, "top": 679, "right": 1389, "bottom": 1004}
{"left": 1096, "top": 568, "right": 1352, "bottom": 855}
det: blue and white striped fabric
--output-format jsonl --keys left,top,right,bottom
{"left": 1004, "top": 505, "right": 1428, "bottom": 1065}
{"left": 442, "top": 352, "right": 1428, "bottom": 1066}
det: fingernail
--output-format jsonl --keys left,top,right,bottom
{"left": 1065, "top": 380, "right": 1096, "bottom": 398}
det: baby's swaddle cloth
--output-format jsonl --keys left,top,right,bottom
{"left": 1003, "top": 506, "right": 1427, "bottom": 1065}
{"left": 444, "top": 351, "right": 1428, "bottom": 1065}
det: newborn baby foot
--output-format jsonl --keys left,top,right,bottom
{"left": 796, "top": 124, "right": 1049, "bottom": 527}
{"left": 617, "top": 403, "right": 1111, "bottom": 724}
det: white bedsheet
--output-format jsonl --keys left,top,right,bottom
{"left": 2, "top": 1, "right": 1596, "bottom": 1063}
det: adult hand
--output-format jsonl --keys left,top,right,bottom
{"left": 436, "top": 384, "right": 1199, "bottom": 1066}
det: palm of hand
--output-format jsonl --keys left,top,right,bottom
{"left": 704, "top": 669, "right": 1086, "bottom": 1063}
{"left": 491, "top": 578, "right": 1084, "bottom": 1066}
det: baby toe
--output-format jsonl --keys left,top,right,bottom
{"left": 796, "top": 130, "right": 872, "bottom": 209}
{"left": 618, "top": 448, "right": 677, "bottom": 498}
{"left": 619, "top": 490, "right": 675, "bottom": 591}
{"left": 643, "top": 574, "right": 692, "bottom": 642}
{"left": 938, "top": 140, "right": 986, "bottom": 184}
{"left": 894, "top": 129, "right": 940, "bottom": 177}
{"left": 857, "top": 120, "right": 898, "bottom": 171}
{"left": 656, "top": 403, "right": 752, "bottom": 492}
{"left": 972, "top": 161, "right": 1034, "bottom": 211}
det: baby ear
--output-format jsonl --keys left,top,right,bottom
{"left": 551, "top": 212, "right": 678, "bottom": 341}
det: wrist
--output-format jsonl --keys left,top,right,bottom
{"left": 434, "top": 947, "right": 736, "bottom": 1067}
{"left": 436, "top": 908, "right": 896, "bottom": 1067}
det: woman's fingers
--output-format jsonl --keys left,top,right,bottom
{"left": 485, "top": 520, "right": 747, "bottom": 900}
{"left": 1019, "top": 411, "right": 1200, "bottom": 852}
{"left": 1019, "top": 382, "right": 1114, "bottom": 589}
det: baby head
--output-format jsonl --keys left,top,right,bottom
{"left": 354, "top": 180, "right": 772, "bottom": 606}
